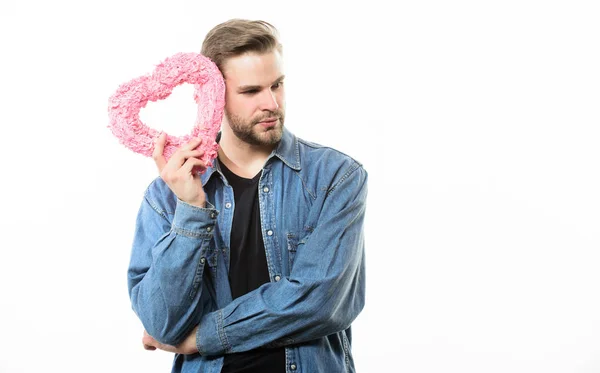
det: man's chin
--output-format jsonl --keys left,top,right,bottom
{"left": 256, "top": 125, "right": 283, "bottom": 145}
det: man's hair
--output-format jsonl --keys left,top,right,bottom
{"left": 201, "top": 19, "right": 282, "bottom": 73}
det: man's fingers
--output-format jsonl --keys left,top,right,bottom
{"left": 142, "top": 330, "right": 158, "bottom": 351}
{"left": 140, "top": 329, "right": 196, "bottom": 354}
{"left": 165, "top": 137, "right": 203, "bottom": 170}
{"left": 172, "top": 149, "right": 205, "bottom": 165}
{"left": 181, "top": 157, "right": 207, "bottom": 174}
{"left": 158, "top": 137, "right": 203, "bottom": 175}
{"left": 160, "top": 149, "right": 204, "bottom": 178}
{"left": 152, "top": 133, "right": 168, "bottom": 172}
{"left": 180, "top": 137, "right": 202, "bottom": 152}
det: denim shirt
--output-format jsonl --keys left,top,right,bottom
{"left": 128, "top": 128, "right": 368, "bottom": 373}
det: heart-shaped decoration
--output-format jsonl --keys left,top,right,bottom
{"left": 107, "top": 52, "right": 225, "bottom": 172}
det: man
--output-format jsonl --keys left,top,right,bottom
{"left": 128, "top": 19, "right": 368, "bottom": 373}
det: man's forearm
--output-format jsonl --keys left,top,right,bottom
{"left": 128, "top": 192, "right": 218, "bottom": 345}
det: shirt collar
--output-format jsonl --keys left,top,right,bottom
{"left": 200, "top": 127, "right": 301, "bottom": 187}
{"left": 272, "top": 127, "right": 301, "bottom": 171}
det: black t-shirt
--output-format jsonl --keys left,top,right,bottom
{"left": 219, "top": 162, "right": 285, "bottom": 373}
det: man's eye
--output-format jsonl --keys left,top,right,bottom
{"left": 272, "top": 82, "right": 283, "bottom": 89}
{"left": 242, "top": 90, "right": 258, "bottom": 95}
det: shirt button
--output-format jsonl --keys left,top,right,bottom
{"left": 225, "top": 202, "right": 232, "bottom": 209}
{"left": 274, "top": 275, "right": 281, "bottom": 282}
{"left": 210, "top": 212, "right": 216, "bottom": 219}
{"left": 267, "top": 230, "right": 273, "bottom": 236}
{"left": 290, "top": 364, "right": 297, "bottom": 370}
{"left": 263, "top": 186, "right": 269, "bottom": 193}
{"left": 200, "top": 257, "right": 205, "bottom": 264}
{"left": 207, "top": 226, "right": 212, "bottom": 232}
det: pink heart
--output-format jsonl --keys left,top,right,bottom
{"left": 107, "top": 52, "right": 225, "bottom": 171}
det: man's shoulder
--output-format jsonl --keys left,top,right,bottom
{"left": 296, "top": 136, "right": 363, "bottom": 169}
{"left": 294, "top": 135, "right": 366, "bottom": 192}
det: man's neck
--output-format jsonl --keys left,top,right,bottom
{"left": 218, "top": 131, "right": 276, "bottom": 179}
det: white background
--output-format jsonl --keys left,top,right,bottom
{"left": 0, "top": 0, "right": 599, "bottom": 372}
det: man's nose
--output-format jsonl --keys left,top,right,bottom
{"left": 260, "top": 90, "right": 279, "bottom": 112}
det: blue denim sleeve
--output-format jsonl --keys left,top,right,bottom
{"left": 127, "top": 180, "right": 218, "bottom": 346}
{"left": 197, "top": 165, "right": 368, "bottom": 355}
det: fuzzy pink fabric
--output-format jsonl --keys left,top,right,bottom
{"left": 107, "top": 52, "right": 225, "bottom": 172}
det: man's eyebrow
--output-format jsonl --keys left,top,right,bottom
{"left": 237, "top": 75, "right": 286, "bottom": 92}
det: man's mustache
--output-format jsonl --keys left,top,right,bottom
{"left": 253, "top": 110, "right": 284, "bottom": 123}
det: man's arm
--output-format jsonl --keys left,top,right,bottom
{"left": 128, "top": 188, "right": 218, "bottom": 346}
{"left": 195, "top": 163, "right": 368, "bottom": 355}
{"left": 128, "top": 135, "right": 217, "bottom": 346}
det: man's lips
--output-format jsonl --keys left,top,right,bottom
{"left": 259, "top": 117, "right": 278, "bottom": 123}
{"left": 258, "top": 117, "right": 279, "bottom": 127}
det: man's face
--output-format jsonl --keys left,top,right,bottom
{"left": 221, "top": 50, "right": 286, "bottom": 146}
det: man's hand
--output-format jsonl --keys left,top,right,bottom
{"left": 142, "top": 327, "right": 199, "bottom": 355}
{"left": 153, "top": 133, "right": 207, "bottom": 208}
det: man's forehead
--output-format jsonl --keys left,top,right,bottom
{"left": 222, "top": 51, "right": 284, "bottom": 82}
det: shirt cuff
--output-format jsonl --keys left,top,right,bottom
{"left": 197, "top": 309, "right": 228, "bottom": 355}
{"left": 171, "top": 199, "right": 218, "bottom": 238}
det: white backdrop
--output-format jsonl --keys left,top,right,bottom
{"left": 0, "top": 1, "right": 599, "bottom": 372}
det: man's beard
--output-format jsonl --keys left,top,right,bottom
{"left": 226, "top": 109, "right": 285, "bottom": 146}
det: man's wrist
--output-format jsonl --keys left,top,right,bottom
{"left": 185, "top": 197, "right": 206, "bottom": 208}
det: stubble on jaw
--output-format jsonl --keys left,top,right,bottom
{"left": 225, "top": 110, "right": 285, "bottom": 146}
